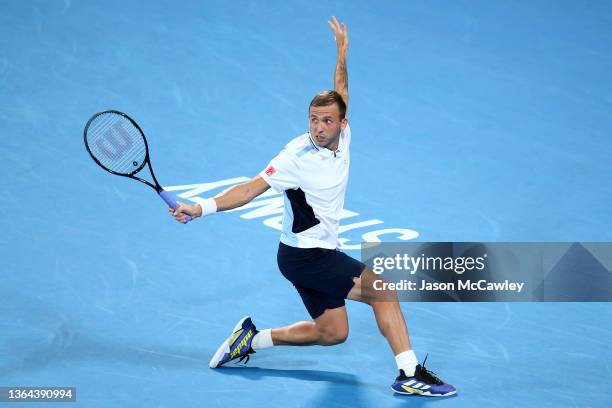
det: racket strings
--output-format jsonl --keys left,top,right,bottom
{"left": 86, "top": 112, "right": 147, "bottom": 175}
{"left": 88, "top": 114, "right": 146, "bottom": 173}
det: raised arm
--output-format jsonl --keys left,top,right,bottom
{"left": 328, "top": 16, "right": 349, "bottom": 110}
{"left": 169, "top": 175, "right": 270, "bottom": 223}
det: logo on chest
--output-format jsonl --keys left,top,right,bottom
{"left": 265, "top": 165, "right": 276, "bottom": 176}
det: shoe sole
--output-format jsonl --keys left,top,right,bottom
{"left": 391, "top": 386, "right": 456, "bottom": 397}
{"left": 209, "top": 316, "right": 250, "bottom": 368}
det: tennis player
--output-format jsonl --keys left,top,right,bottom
{"left": 170, "top": 17, "right": 456, "bottom": 397}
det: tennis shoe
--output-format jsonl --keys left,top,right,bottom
{"left": 209, "top": 316, "right": 258, "bottom": 368}
{"left": 391, "top": 355, "right": 456, "bottom": 397}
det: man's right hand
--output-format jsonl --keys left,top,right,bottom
{"left": 169, "top": 201, "right": 202, "bottom": 223}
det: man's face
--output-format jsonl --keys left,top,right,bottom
{"left": 309, "top": 103, "right": 347, "bottom": 150}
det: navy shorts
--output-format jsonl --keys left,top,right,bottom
{"left": 277, "top": 242, "right": 366, "bottom": 319}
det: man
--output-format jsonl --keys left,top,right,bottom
{"left": 170, "top": 16, "right": 456, "bottom": 397}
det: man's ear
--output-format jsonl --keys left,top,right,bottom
{"left": 341, "top": 117, "right": 348, "bottom": 129}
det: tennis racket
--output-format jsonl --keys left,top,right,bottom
{"left": 83, "top": 110, "right": 191, "bottom": 223}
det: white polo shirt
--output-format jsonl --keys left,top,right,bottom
{"left": 259, "top": 124, "right": 352, "bottom": 249}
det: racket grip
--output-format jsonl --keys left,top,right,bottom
{"left": 159, "top": 190, "right": 192, "bottom": 223}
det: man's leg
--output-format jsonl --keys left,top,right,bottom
{"left": 347, "top": 266, "right": 419, "bottom": 378}
{"left": 269, "top": 306, "right": 349, "bottom": 346}
{"left": 346, "top": 266, "right": 412, "bottom": 355}
{"left": 255, "top": 267, "right": 411, "bottom": 354}
{"left": 345, "top": 266, "right": 456, "bottom": 396}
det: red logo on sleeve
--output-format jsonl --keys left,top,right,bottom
{"left": 265, "top": 165, "right": 276, "bottom": 176}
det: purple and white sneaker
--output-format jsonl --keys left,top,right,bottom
{"left": 391, "top": 355, "right": 456, "bottom": 397}
{"left": 209, "top": 316, "right": 258, "bottom": 368}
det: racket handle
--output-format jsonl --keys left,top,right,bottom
{"left": 159, "top": 190, "right": 192, "bottom": 223}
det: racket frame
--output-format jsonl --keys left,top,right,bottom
{"left": 83, "top": 109, "right": 163, "bottom": 192}
{"left": 84, "top": 109, "right": 192, "bottom": 222}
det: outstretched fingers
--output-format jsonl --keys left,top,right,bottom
{"left": 328, "top": 15, "right": 341, "bottom": 34}
{"left": 327, "top": 16, "right": 348, "bottom": 49}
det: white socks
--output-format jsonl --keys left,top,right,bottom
{"left": 395, "top": 349, "right": 418, "bottom": 376}
{"left": 251, "top": 329, "right": 274, "bottom": 350}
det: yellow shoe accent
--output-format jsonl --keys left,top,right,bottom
{"left": 401, "top": 384, "right": 424, "bottom": 395}
{"left": 227, "top": 329, "right": 244, "bottom": 347}
{"left": 229, "top": 329, "right": 254, "bottom": 359}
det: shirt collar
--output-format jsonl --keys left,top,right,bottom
{"left": 308, "top": 133, "right": 320, "bottom": 151}
{"left": 307, "top": 129, "right": 345, "bottom": 157}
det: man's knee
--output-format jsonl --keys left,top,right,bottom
{"left": 317, "top": 324, "right": 348, "bottom": 345}
{"left": 351, "top": 267, "right": 400, "bottom": 304}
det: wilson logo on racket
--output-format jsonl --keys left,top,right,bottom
{"left": 95, "top": 123, "right": 134, "bottom": 160}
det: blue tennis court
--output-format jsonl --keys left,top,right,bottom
{"left": 1, "top": 1, "right": 611, "bottom": 407}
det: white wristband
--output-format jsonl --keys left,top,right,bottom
{"left": 199, "top": 197, "right": 217, "bottom": 217}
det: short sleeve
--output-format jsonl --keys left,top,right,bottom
{"left": 259, "top": 151, "right": 300, "bottom": 192}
